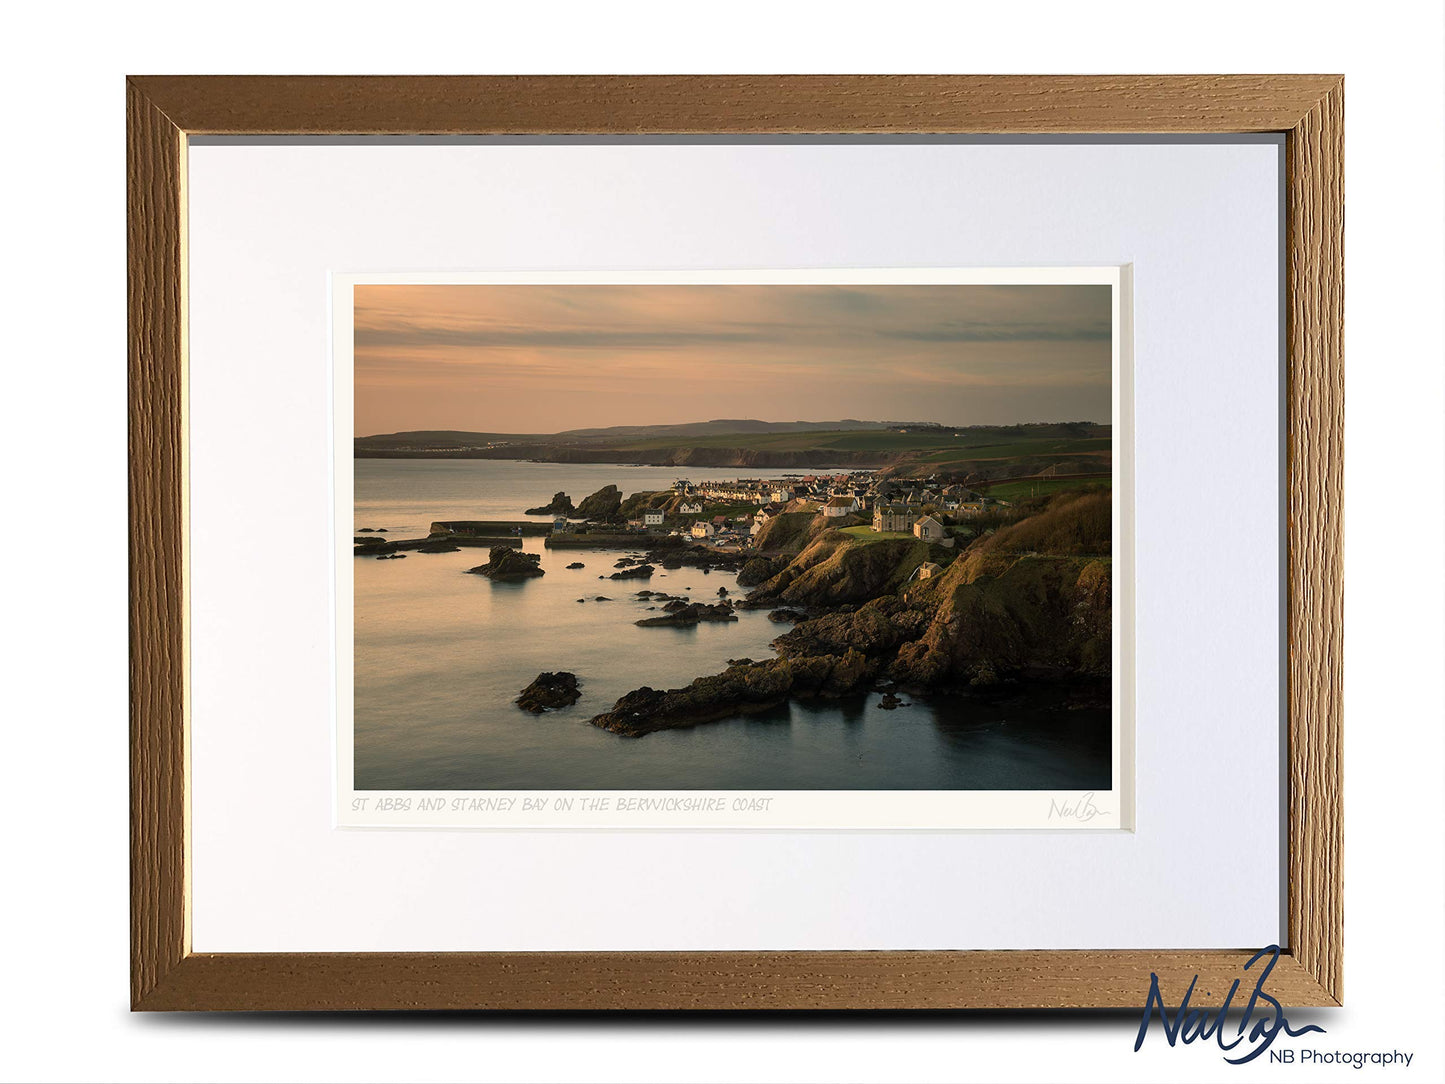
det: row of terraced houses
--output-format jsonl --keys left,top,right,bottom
{"left": 664, "top": 472, "right": 1006, "bottom": 551}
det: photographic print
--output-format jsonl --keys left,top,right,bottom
{"left": 336, "top": 271, "right": 1125, "bottom": 829}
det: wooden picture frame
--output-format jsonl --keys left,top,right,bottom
{"left": 129, "top": 75, "right": 1342, "bottom": 1011}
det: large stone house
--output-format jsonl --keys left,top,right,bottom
{"left": 872, "top": 504, "right": 917, "bottom": 533}
{"left": 822, "top": 496, "right": 857, "bottom": 519}
{"left": 690, "top": 521, "right": 715, "bottom": 540}
{"left": 643, "top": 510, "right": 665, "bottom": 527}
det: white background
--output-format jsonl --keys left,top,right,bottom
{"left": 187, "top": 146, "right": 1257, "bottom": 948}
{"left": 3, "top": 2, "right": 1441, "bottom": 1082}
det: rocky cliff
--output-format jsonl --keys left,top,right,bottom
{"left": 575, "top": 484, "right": 623, "bottom": 520}
{"left": 747, "top": 534, "right": 933, "bottom": 607}
{"left": 749, "top": 511, "right": 830, "bottom": 555}
{"left": 587, "top": 489, "right": 1112, "bottom": 735}
{"left": 524, "top": 492, "right": 574, "bottom": 515}
{"left": 617, "top": 490, "right": 672, "bottom": 519}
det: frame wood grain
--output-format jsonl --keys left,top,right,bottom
{"left": 129, "top": 74, "right": 1343, "bottom": 1011}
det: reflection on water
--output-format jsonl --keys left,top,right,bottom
{"left": 354, "top": 459, "right": 1111, "bottom": 791}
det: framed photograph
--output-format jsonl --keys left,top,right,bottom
{"left": 129, "top": 75, "right": 1342, "bottom": 1010}
{"left": 338, "top": 267, "right": 1128, "bottom": 831}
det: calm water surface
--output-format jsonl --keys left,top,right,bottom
{"left": 354, "top": 459, "right": 1110, "bottom": 790}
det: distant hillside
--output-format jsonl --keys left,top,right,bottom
{"left": 556, "top": 419, "right": 887, "bottom": 439}
{"left": 354, "top": 421, "right": 1111, "bottom": 479}
{"left": 353, "top": 419, "right": 953, "bottom": 447}
{"left": 355, "top": 430, "right": 546, "bottom": 448}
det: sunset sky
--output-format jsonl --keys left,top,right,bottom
{"left": 353, "top": 283, "right": 1112, "bottom": 436}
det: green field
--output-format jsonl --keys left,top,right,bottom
{"left": 837, "top": 526, "right": 914, "bottom": 542}
{"left": 357, "top": 423, "right": 1114, "bottom": 476}
{"left": 914, "top": 437, "right": 1112, "bottom": 463}
{"left": 607, "top": 425, "right": 1108, "bottom": 456}
{"left": 975, "top": 476, "right": 1112, "bottom": 502}
{"left": 689, "top": 501, "right": 759, "bottom": 518}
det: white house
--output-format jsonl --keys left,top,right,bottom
{"left": 690, "top": 521, "right": 715, "bottom": 540}
{"left": 822, "top": 496, "right": 857, "bottom": 518}
{"left": 679, "top": 501, "right": 703, "bottom": 515}
{"left": 913, "top": 514, "right": 947, "bottom": 542}
{"left": 552, "top": 516, "right": 569, "bottom": 532}
{"left": 770, "top": 486, "right": 795, "bottom": 503}
{"left": 643, "top": 510, "right": 665, "bottom": 527}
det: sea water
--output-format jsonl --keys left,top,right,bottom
{"left": 353, "top": 458, "right": 1110, "bottom": 790}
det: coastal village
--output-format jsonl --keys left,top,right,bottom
{"left": 356, "top": 468, "right": 1011, "bottom": 568}
{"left": 660, "top": 471, "right": 1003, "bottom": 552}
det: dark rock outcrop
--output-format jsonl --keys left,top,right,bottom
{"left": 466, "top": 546, "right": 544, "bottom": 580}
{"left": 576, "top": 484, "right": 623, "bottom": 520}
{"left": 590, "top": 651, "right": 873, "bottom": 736}
{"left": 416, "top": 539, "right": 461, "bottom": 553}
{"left": 524, "top": 492, "right": 574, "bottom": 516}
{"left": 767, "top": 608, "right": 806, "bottom": 623}
{"left": 653, "top": 546, "right": 744, "bottom": 573}
{"left": 516, "top": 672, "right": 581, "bottom": 713}
{"left": 565, "top": 561, "right": 585, "bottom": 569}
{"left": 634, "top": 602, "right": 736, "bottom": 627}
{"left": 735, "top": 556, "right": 779, "bottom": 586}
{"left": 772, "top": 596, "right": 930, "bottom": 660}
{"left": 608, "top": 563, "right": 655, "bottom": 581}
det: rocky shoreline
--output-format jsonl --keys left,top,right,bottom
{"left": 581, "top": 488, "right": 1112, "bottom": 737}
{"left": 523, "top": 491, "right": 574, "bottom": 516}
{"left": 634, "top": 601, "right": 737, "bottom": 628}
{"left": 369, "top": 479, "right": 1112, "bottom": 740}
